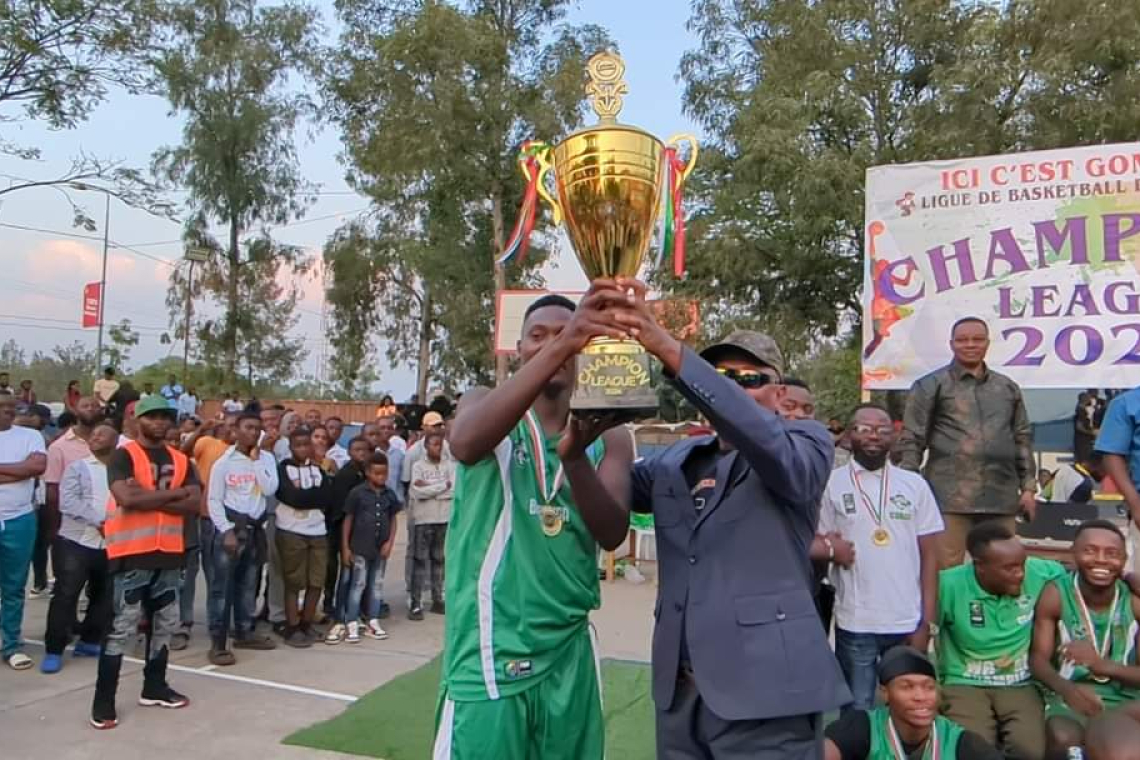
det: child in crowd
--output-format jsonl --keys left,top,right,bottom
{"left": 275, "top": 428, "right": 333, "bottom": 647}
{"left": 407, "top": 431, "right": 453, "bottom": 620}
{"left": 327, "top": 453, "right": 401, "bottom": 644}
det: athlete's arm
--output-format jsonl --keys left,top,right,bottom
{"left": 560, "top": 422, "right": 633, "bottom": 551}
{"left": 1090, "top": 596, "right": 1140, "bottom": 688}
{"left": 1031, "top": 583, "right": 1103, "bottom": 717}
{"left": 447, "top": 282, "right": 630, "bottom": 465}
{"left": 1029, "top": 583, "right": 1069, "bottom": 694}
{"left": 910, "top": 532, "right": 939, "bottom": 652}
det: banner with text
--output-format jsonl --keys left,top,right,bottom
{"left": 863, "top": 142, "right": 1140, "bottom": 389}
{"left": 82, "top": 282, "right": 101, "bottom": 328}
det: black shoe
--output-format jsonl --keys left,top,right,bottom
{"left": 138, "top": 684, "right": 189, "bottom": 709}
{"left": 92, "top": 653, "right": 122, "bottom": 728}
{"left": 377, "top": 602, "right": 391, "bottom": 620}
{"left": 430, "top": 600, "right": 445, "bottom": 615}
{"left": 408, "top": 605, "right": 424, "bottom": 621}
{"left": 281, "top": 626, "right": 312, "bottom": 649}
{"left": 271, "top": 621, "right": 288, "bottom": 636}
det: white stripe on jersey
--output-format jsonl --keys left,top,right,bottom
{"left": 476, "top": 438, "right": 514, "bottom": 700}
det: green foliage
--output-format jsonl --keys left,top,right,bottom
{"left": 152, "top": 0, "right": 320, "bottom": 379}
{"left": 105, "top": 318, "right": 142, "bottom": 371}
{"left": 164, "top": 223, "right": 310, "bottom": 391}
{"left": 323, "top": 0, "right": 611, "bottom": 392}
{"left": 0, "top": 340, "right": 96, "bottom": 401}
{"left": 678, "top": 0, "right": 1140, "bottom": 350}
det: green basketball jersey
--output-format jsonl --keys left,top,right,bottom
{"left": 936, "top": 557, "right": 1066, "bottom": 687}
{"left": 868, "top": 708, "right": 963, "bottom": 759}
{"left": 441, "top": 411, "right": 605, "bottom": 701}
{"left": 1052, "top": 573, "right": 1139, "bottom": 706}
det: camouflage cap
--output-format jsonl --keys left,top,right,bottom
{"left": 700, "top": 330, "right": 785, "bottom": 377}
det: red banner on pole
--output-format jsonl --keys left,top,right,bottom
{"left": 82, "top": 282, "right": 101, "bottom": 328}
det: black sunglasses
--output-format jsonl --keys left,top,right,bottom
{"left": 717, "top": 367, "right": 776, "bottom": 389}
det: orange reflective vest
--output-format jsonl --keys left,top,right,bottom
{"left": 104, "top": 441, "right": 188, "bottom": 560}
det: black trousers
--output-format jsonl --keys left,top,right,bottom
{"left": 44, "top": 538, "right": 112, "bottom": 654}
{"left": 32, "top": 506, "right": 53, "bottom": 589}
{"left": 656, "top": 668, "right": 822, "bottom": 759}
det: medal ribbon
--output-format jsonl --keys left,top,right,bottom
{"left": 887, "top": 716, "right": 939, "bottom": 760}
{"left": 524, "top": 409, "right": 565, "bottom": 503}
{"left": 850, "top": 462, "right": 890, "bottom": 528}
{"left": 1072, "top": 574, "right": 1120, "bottom": 663}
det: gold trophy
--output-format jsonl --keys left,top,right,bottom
{"left": 500, "top": 51, "right": 698, "bottom": 415}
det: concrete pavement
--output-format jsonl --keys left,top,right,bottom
{"left": 0, "top": 536, "right": 658, "bottom": 759}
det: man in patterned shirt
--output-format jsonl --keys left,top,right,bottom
{"left": 897, "top": 317, "right": 1036, "bottom": 568}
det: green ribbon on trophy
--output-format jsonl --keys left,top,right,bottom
{"left": 498, "top": 50, "right": 699, "bottom": 416}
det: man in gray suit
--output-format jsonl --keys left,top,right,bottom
{"left": 611, "top": 279, "right": 851, "bottom": 758}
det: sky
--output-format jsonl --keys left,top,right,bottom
{"left": 0, "top": 0, "right": 701, "bottom": 400}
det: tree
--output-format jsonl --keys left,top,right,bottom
{"left": 152, "top": 0, "right": 320, "bottom": 381}
{"left": 105, "top": 318, "right": 141, "bottom": 371}
{"left": 0, "top": 0, "right": 167, "bottom": 226}
{"left": 0, "top": 341, "right": 96, "bottom": 400}
{"left": 165, "top": 226, "right": 310, "bottom": 392}
{"left": 678, "top": 0, "right": 1140, "bottom": 345}
{"left": 323, "top": 0, "right": 611, "bottom": 394}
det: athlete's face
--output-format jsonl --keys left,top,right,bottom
{"left": 975, "top": 539, "right": 1027, "bottom": 597}
{"left": 885, "top": 674, "right": 938, "bottom": 732}
{"left": 517, "top": 306, "right": 575, "bottom": 389}
{"left": 1073, "top": 527, "right": 1127, "bottom": 590}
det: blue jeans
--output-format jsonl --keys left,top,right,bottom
{"left": 181, "top": 518, "right": 215, "bottom": 627}
{"left": 341, "top": 555, "right": 386, "bottom": 623}
{"left": 207, "top": 525, "right": 261, "bottom": 639}
{"left": 834, "top": 628, "right": 911, "bottom": 711}
{"left": 0, "top": 511, "right": 36, "bottom": 658}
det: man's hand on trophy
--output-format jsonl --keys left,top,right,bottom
{"left": 558, "top": 279, "right": 631, "bottom": 352}
{"left": 612, "top": 278, "right": 684, "bottom": 375}
{"left": 557, "top": 411, "right": 636, "bottom": 464}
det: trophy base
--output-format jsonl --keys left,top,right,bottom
{"left": 570, "top": 338, "right": 658, "bottom": 417}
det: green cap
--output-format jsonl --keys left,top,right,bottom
{"left": 134, "top": 395, "right": 177, "bottom": 419}
{"left": 700, "top": 330, "right": 785, "bottom": 377}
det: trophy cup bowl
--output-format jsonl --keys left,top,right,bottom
{"left": 503, "top": 51, "right": 697, "bottom": 417}
{"left": 551, "top": 125, "right": 666, "bottom": 415}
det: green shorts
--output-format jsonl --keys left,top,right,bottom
{"left": 432, "top": 626, "right": 604, "bottom": 760}
{"left": 275, "top": 530, "right": 327, "bottom": 594}
{"left": 1046, "top": 688, "right": 1130, "bottom": 726}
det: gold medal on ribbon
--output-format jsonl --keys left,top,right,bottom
{"left": 1071, "top": 574, "right": 1121, "bottom": 684}
{"left": 994, "top": 655, "right": 1014, "bottom": 671}
{"left": 539, "top": 505, "right": 563, "bottom": 537}
{"left": 851, "top": 463, "right": 892, "bottom": 548}
{"left": 525, "top": 409, "right": 568, "bottom": 539}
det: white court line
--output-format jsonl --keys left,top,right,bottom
{"left": 24, "top": 639, "right": 358, "bottom": 704}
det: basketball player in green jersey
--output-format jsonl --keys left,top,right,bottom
{"left": 432, "top": 285, "right": 634, "bottom": 760}
{"left": 1030, "top": 519, "right": 1140, "bottom": 759}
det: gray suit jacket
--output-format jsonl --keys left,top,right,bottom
{"left": 632, "top": 347, "right": 851, "bottom": 721}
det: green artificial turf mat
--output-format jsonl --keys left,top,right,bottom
{"left": 284, "top": 656, "right": 655, "bottom": 759}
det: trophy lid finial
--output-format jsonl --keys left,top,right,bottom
{"left": 586, "top": 51, "right": 628, "bottom": 124}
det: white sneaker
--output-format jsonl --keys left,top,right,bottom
{"left": 366, "top": 619, "right": 388, "bottom": 640}
{"left": 324, "top": 623, "right": 346, "bottom": 645}
{"left": 345, "top": 621, "right": 361, "bottom": 644}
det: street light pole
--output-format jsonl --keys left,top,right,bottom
{"left": 182, "top": 247, "right": 210, "bottom": 385}
{"left": 96, "top": 191, "right": 110, "bottom": 372}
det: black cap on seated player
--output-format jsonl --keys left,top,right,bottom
{"left": 878, "top": 645, "right": 936, "bottom": 685}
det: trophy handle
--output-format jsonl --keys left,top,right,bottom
{"left": 665, "top": 134, "right": 699, "bottom": 184}
{"left": 519, "top": 141, "right": 563, "bottom": 226}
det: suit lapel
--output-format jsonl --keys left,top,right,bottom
{"left": 694, "top": 448, "right": 741, "bottom": 530}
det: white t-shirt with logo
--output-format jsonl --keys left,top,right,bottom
{"left": 819, "top": 460, "right": 944, "bottom": 634}
{"left": 0, "top": 425, "right": 48, "bottom": 520}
